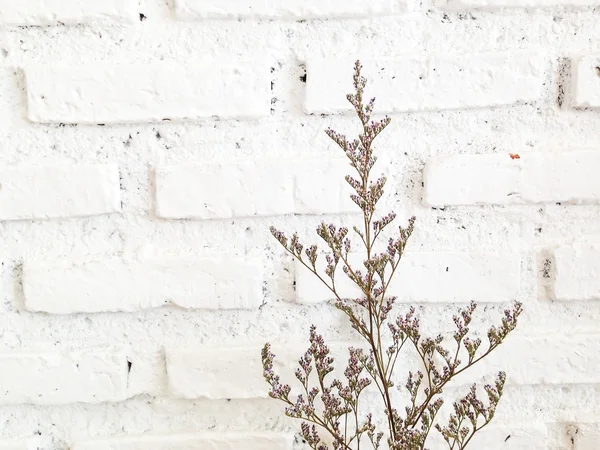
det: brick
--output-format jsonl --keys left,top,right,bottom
{"left": 0, "top": 438, "right": 51, "bottom": 450}
{"left": 0, "top": 349, "right": 128, "bottom": 405}
{"left": 427, "top": 424, "right": 547, "bottom": 449}
{"left": 423, "top": 151, "right": 600, "bottom": 207}
{"left": 0, "top": 164, "right": 120, "bottom": 221}
{"left": 155, "top": 161, "right": 294, "bottom": 220}
{"left": 569, "top": 423, "right": 600, "bottom": 450}
{"left": 305, "top": 53, "right": 545, "bottom": 114}
{"left": 173, "top": 0, "right": 406, "bottom": 19}
{"left": 552, "top": 243, "right": 600, "bottom": 301}
{"left": 454, "top": 335, "right": 600, "bottom": 385}
{"left": 295, "top": 251, "right": 520, "bottom": 304}
{"left": 571, "top": 55, "right": 600, "bottom": 109}
{"left": 155, "top": 158, "right": 355, "bottom": 220}
{"left": 23, "top": 257, "right": 262, "bottom": 314}
{"left": 0, "top": 442, "right": 27, "bottom": 450}
{"left": 294, "top": 158, "right": 356, "bottom": 215}
{"left": 25, "top": 63, "right": 270, "bottom": 124}
{"left": 72, "top": 433, "right": 293, "bottom": 450}
{"left": 166, "top": 343, "right": 368, "bottom": 399}
{"left": 436, "top": 0, "right": 599, "bottom": 10}
{"left": 0, "top": 0, "right": 137, "bottom": 26}
{"left": 166, "top": 346, "right": 282, "bottom": 400}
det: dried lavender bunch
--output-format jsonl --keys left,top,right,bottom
{"left": 262, "top": 61, "right": 522, "bottom": 450}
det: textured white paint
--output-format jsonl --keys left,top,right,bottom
{"left": 572, "top": 55, "right": 600, "bottom": 109}
{"left": 0, "top": 164, "right": 120, "bottom": 221}
{"left": 452, "top": 335, "right": 600, "bottom": 385}
{"left": 72, "top": 433, "right": 293, "bottom": 450}
{"left": 552, "top": 243, "right": 600, "bottom": 301}
{"left": 293, "top": 158, "right": 356, "bottom": 215}
{"left": 426, "top": 424, "right": 547, "bottom": 449}
{"left": 295, "top": 251, "right": 521, "bottom": 304}
{"left": 436, "top": 0, "right": 600, "bottom": 10}
{"left": 305, "top": 53, "right": 546, "bottom": 114}
{"left": 0, "top": 1, "right": 598, "bottom": 448}
{"left": 173, "top": 0, "right": 406, "bottom": 19}
{"left": 25, "top": 63, "right": 271, "bottom": 124}
{"left": 0, "top": 349, "right": 128, "bottom": 405}
{"left": 156, "top": 158, "right": 354, "bottom": 219}
{"left": 166, "top": 343, "right": 370, "bottom": 399}
{"left": 0, "top": 0, "right": 137, "bottom": 26}
{"left": 569, "top": 423, "right": 600, "bottom": 450}
{"left": 166, "top": 346, "right": 275, "bottom": 400}
{"left": 23, "top": 257, "right": 263, "bottom": 313}
{"left": 422, "top": 151, "right": 600, "bottom": 207}
{"left": 0, "top": 442, "right": 28, "bottom": 450}
{"left": 155, "top": 161, "right": 294, "bottom": 219}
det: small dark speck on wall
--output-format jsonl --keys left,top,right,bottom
{"left": 139, "top": 13, "right": 147, "bottom": 21}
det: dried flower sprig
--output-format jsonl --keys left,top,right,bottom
{"left": 262, "top": 61, "right": 523, "bottom": 450}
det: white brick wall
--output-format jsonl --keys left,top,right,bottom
{"left": 173, "top": 0, "right": 408, "bottom": 19}
{"left": 305, "top": 53, "right": 545, "bottom": 114}
{"left": 295, "top": 251, "right": 521, "bottom": 304}
{"left": 426, "top": 424, "right": 547, "bottom": 449}
{"left": 568, "top": 424, "right": 600, "bottom": 450}
{"left": 423, "top": 151, "right": 600, "bottom": 207}
{"left": 23, "top": 256, "right": 263, "bottom": 313}
{"left": 72, "top": 433, "right": 293, "bottom": 450}
{"left": 0, "top": 164, "right": 120, "bottom": 220}
{"left": 0, "top": 0, "right": 137, "bottom": 26}
{"left": 450, "top": 335, "right": 600, "bottom": 386}
{"left": 25, "top": 63, "right": 271, "bottom": 124}
{"left": 0, "top": 349, "right": 128, "bottom": 405}
{"left": 436, "top": 0, "right": 600, "bottom": 10}
{"left": 552, "top": 243, "right": 600, "bottom": 301}
{"left": 571, "top": 55, "right": 600, "bottom": 109}
{"left": 166, "top": 343, "right": 368, "bottom": 400}
{"left": 0, "top": 0, "right": 598, "bottom": 448}
{"left": 155, "top": 158, "right": 354, "bottom": 219}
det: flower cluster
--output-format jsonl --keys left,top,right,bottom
{"left": 262, "top": 61, "right": 523, "bottom": 450}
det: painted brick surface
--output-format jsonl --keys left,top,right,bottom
{"left": 423, "top": 151, "right": 600, "bottom": 207}
{"left": 72, "top": 433, "right": 293, "bottom": 450}
{"left": 0, "top": 164, "right": 120, "bottom": 221}
{"left": 0, "top": 0, "right": 137, "bottom": 26}
{"left": 0, "top": 349, "right": 128, "bottom": 405}
{"left": 0, "top": 0, "right": 598, "bottom": 447}
{"left": 552, "top": 243, "right": 600, "bottom": 301}
{"left": 0, "top": 442, "right": 28, "bottom": 450}
{"left": 571, "top": 55, "right": 600, "bottom": 109}
{"left": 166, "top": 343, "right": 372, "bottom": 399}
{"left": 25, "top": 63, "right": 271, "bottom": 124}
{"left": 305, "top": 53, "right": 545, "bottom": 114}
{"left": 568, "top": 423, "right": 600, "bottom": 450}
{"left": 166, "top": 346, "right": 273, "bottom": 400}
{"left": 295, "top": 251, "right": 521, "bottom": 304}
{"left": 173, "top": 0, "right": 407, "bottom": 19}
{"left": 451, "top": 335, "right": 600, "bottom": 386}
{"left": 155, "top": 159, "right": 354, "bottom": 219}
{"left": 426, "top": 424, "right": 547, "bottom": 449}
{"left": 23, "top": 257, "right": 263, "bottom": 313}
{"left": 436, "top": 0, "right": 600, "bottom": 10}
